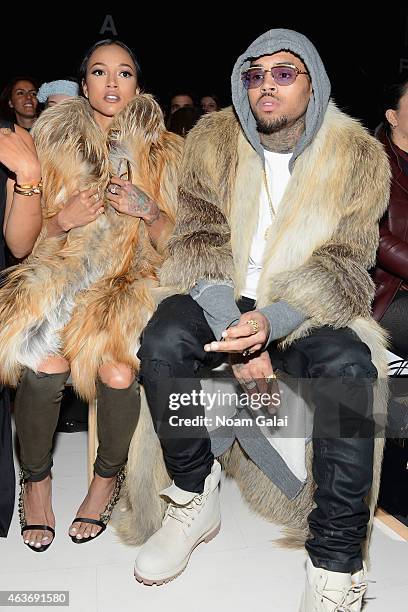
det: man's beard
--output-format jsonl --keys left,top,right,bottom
{"left": 255, "top": 114, "right": 288, "bottom": 135}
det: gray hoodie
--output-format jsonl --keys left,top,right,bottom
{"left": 191, "top": 28, "right": 331, "bottom": 342}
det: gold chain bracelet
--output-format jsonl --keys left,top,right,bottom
{"left": 14, "top": 180, "right": 43, "bottom": 197}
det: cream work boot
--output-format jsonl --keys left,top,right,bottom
{"left": 300, "top": 557, "right": 367, "bottom": 611}
{"left": 134, "top": 459, "right": 221, "bottom": 585}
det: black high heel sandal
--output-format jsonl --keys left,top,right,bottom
{"left": 18, "top": 469, "right": 55, "bottom": 553}
{"left": 69, "top": 465, "right": 126, "bottom": 544}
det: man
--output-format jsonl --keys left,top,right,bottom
{"left": 134, "top": 29, "right": 390, "bottom": 610}
{"left": 169, "top": 92, "right": 194, "bottom": 114}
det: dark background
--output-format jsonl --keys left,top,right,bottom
{"left": 1, "top": 7, "right": 408, "bottom": 128}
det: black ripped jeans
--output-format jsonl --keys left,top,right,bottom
{"left": 138, "top": 295, "right": 377, "bottom": 573}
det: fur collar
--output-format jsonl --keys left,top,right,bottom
{"left": 191, "top": 102, "right": 389, "bottom": 304}
{"left": 32, "top": 93, "right": 170, "bottom": 217}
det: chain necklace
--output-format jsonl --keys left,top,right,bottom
{"left": 263, "top": 166, "right": 276, "bottom": 240}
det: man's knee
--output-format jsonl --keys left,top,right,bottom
{"left": 309, "top": 332, "right": 377, "bottom": 380}
{"left": 139, "top": 294, "right": 202, "bottom": 364}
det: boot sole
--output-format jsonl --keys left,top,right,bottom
{"left": 134, "top": 522, "right": 221, "bottom": 586}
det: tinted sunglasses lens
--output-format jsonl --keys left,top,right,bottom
{"left": 242, "top": 67, "right": 298, "bottom": 89}
{"left": 272, "top": 66, "right": 297, "bottom": 85}
{"left": 241, "top": 70, "right": 264, "bottom": 89}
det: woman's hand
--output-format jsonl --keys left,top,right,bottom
{"left": 56, "top": 187, "right": 104, "bottom": 231}
{"left": 204, "top": 311, "right": 270, "bottom": 355}
{"left": 106, "top": 176, "right": 160, "bottom": 223}
{"left": 0, "top": 126, "right": 41, "bottom": 183}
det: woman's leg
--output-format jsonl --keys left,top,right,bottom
{"left": 69, "top": 363, "right": 140, "bottom": 540}
{"left": 14, "top": 355, "right": 70, "bottom": 548}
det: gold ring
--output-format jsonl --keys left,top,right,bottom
{"left": 0, "top": 127, "right": 12, "bottom": 135}
{"left": 247, "top": 319, "right": 260, "bottom": 335}
{"left": 265, "top": 373, "right": 277, "bottom": 383}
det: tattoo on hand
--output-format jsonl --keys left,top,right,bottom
{"left": 128, "top": 186, "right": 153, "bottom": 216}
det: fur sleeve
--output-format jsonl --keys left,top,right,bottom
{"left": 264, "top": 135, "right": 391, "bottom": 328}
{"left": 159, "top": 109, "right": 239, "bottom": 292}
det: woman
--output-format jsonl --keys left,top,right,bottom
{"left": 36, "top": 78, "right": 79, "bottom": 108}
{"left": 372, "top": 78, "right": 408, "bottom": 359}
{"left": 0, "top": 77, "right": 40, "bottom": 131}
{"left": 0, "top": 122, "right": 43, "bottom": 538}
{"left": 0, "top": 39, "right": 183, "bottom": 551}
{"left": 200, "top": 94, "right": 220, "bottom": 114}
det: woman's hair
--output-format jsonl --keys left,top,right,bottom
{"left": 78, "top": 39, "right": 141, "bottom": 95}
{"left": 0, "top": 76, "right": 39, "bottom": 121}
{"left": 200, "top": 93, "right": 220, "bottom": 109}
{"left": 382, "top": 78, "right": 408, "bottom": 134}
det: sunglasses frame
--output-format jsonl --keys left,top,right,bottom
{"left": 241, "top": 64, "right": 309, "bottom": 89}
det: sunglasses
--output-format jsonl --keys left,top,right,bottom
{"left": 241, "top": 64, "right": 309, "bottom": 89}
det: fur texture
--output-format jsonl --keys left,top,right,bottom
{"left": 112, "top": 388, "right": 171, "bottom": 543}
{"left": 0, "top": 95, "right": 183, "bottom": 399}
{"left": 117, "top": 102, "right": 391, "bottom": 561}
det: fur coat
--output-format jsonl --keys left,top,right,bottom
{"left": 0, "top": 94, "right": 183, "bottom": 400}
{"left": 115, "top": 101, "right": 391, "bottom": 563}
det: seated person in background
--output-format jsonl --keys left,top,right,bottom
{"left": 165, "top": 91, "right": 195, "bottom": 128}
{"left": 200, "top": 93, "right": 220, "bottom": 113}
{"left": 37, "top": 79, "right": 79, "bottom": 108}
{"left": 0, "top": 77, "right": 40, "bottom": 131}
{"left": 0, "top": 120, "right": 43, "bottom": 538}
{"left": 372, "top": 78, "right": 408, "bottom": 360}
{"left": 169, "top": 92, "right": 194, "bottom": 115}
{"left": 167, "top": 106, "right": 202, "bottom": 137}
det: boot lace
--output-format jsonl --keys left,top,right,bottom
{"left": 319, "top": 580, "right": 368, "bottom": 611}
{"left": 165, "top": 494, "right": 206, "bottom": 528}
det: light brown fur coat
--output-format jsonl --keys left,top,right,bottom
{"left": 116, "top": 102, "right": 391, "bottom": 564}
{"left": 0, "top": 94, "right": 183, "bottom": 400}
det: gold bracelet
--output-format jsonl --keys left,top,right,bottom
{"left": 14, "top": 180, "right": 43, "bottom": 197}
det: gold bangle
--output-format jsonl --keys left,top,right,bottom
{"left": 14, "top": 180, "right": 43, "bottom": 197}
{"left": 15, "top": 181, "right": 42, "bottom": 189}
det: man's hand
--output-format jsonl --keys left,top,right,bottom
{"left": 204, "top": 310, "right": 270, "bottom": 354}
{"left": 231, "top": 351, "right": 279, "bottom": 414}
{"left": 106, "top": 176, "right": 160, "bottom": 224}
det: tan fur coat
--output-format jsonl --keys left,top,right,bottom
{"left": 0, "top": 94, "right": 183, "bottom": 400}
{"left": 116, "top": 102, "right": 391, "bottom": 563}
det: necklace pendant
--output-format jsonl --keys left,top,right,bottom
{"left": 264, "top": 225, "right": 271, "bottom": 240}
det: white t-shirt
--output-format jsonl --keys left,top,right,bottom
{"left": 242, "top": 150, "right": 292, "bottom": 300}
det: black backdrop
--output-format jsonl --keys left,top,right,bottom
{"left": 1, "top": 7, "right": 408, "bottom": 128}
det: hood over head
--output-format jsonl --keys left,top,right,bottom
{"left": 231, "top": 28, "right": 331, "bottom": 171}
